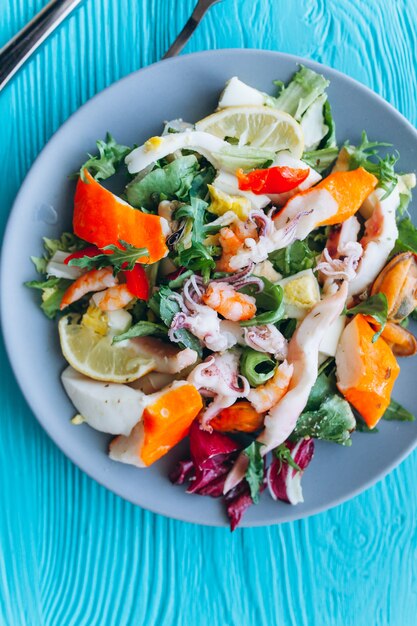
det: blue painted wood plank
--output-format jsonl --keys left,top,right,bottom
{"left": 1, "top": 1, "right": 417, "bottom": 625}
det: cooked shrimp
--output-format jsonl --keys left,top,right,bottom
{"left": 247, "top": 361, "right": 293, "bottom": 413}
{"left": 202, "top": 282, "right": 256, "bottom": 321}
{"left": 217, "top": 221, "right": 258, "bottom": 272}
{"left": 60, "top": 267, "right": 117, "bottom": 310}
{"left": 92, "top": 284, "right": 135, "bottom": 311}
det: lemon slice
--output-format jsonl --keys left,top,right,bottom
{"left": 195, "top": 105, "right": 304, "bottom": 158}
{"left": 59, "top": 314, "right": 155, "bottom": 383}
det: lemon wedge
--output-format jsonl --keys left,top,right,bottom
{"left": 195, "top": 105, "right": 304, "bottom": 157}
{"left": 59, "top": 314, "right": 155, "bottom": 383}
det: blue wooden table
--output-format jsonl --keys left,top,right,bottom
{"left": 1, "top": 1, "right": 417, "bottom": 624}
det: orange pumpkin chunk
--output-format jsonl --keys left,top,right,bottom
{"left": 336, "top": 314, "right": 400, "bottom": 428}
{"left": 210, "top": 401, "right": 264, "bottom": 433}
{"left": 140, "top": 383, "right": 203, "bottom": 466}
{"left": 73, "top": 169, "right": 168, "bottom": 264}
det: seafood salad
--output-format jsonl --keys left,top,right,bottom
{"left": 27, "top": 66, "right": 417, "bottom": 529}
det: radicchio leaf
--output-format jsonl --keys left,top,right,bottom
{"left": 267, "top": 439, "right": 314, "bottom": 505}
{"left": 225, "top": 475, "right": 266, "bottom": 531}
{"left": 169, "top": 420, "right": 240, "bottom": 497}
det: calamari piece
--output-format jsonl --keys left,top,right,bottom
{"left": 244, "top": 324, "right": 288, "bottom": 358}
{"left": 187, "top": 351, "right": 250, "bottom": 428}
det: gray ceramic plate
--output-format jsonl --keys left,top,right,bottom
{"left": 2, "top": 49, "right": 417, "bottom": 527}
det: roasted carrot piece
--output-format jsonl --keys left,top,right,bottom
{"left": 140, "top": 383, "right": 203, "bottom": 466}
{"left": 336, "top": 314, "right": 400, "bottom": 428}
{"left": 210, "top": 401, "right": 264, "bottom": 433}
{"left": 73, "top": 169, "right": 168, "bottom": 263}
{"left": 315, "top": 168, "right": 378, "bottom": 226}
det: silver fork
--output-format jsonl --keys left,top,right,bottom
{"left": 0, "top": 0, "right": 222, "bottom": 93}
{"left": 163, "top": 0, "right": 222, "bottom": 59}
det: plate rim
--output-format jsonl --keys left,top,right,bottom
{"left": 2, "top": 47, "right": 417, "bottom": 528}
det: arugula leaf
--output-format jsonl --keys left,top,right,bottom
{"left": 239, "top": 279, "right": 285, "bottom": 327}
{"left": 294, "top": 395, "right": 356, "bottom": 446}
{"left": 126, "top": 155, "right": 199, "bottom": 209}
{"left": 345, "top": 293, "right": 388, "bottom": 342}
{"left": 112, "top": 321, "right": 168, "bottom": 343}
{"left": 189, "top": 163, "right": 216, "bottom": 199}
{"left": 175, "top": 197, "right": 218, "bottom": 280}
{"left": 68, "top": 240, "right": 149, "bottom": 274}
{"left": 305, "top": 358, "right": 337, "bottom": 412}
{"left": 343, "top": 131, "right": 399, "bottom": 197}
{"left": 149, "top": 286, "right": 203, "bottom": 356}
{"left": 272, "top": 65, "right": 330, "bottom": 121}
{"left": 273, "top": 443, "right": 301, "bottom": 472}
{"left": 391, "top": 218, "right": 417, "bottom": 256}
{"left": 269, "top": 239, "right": 316, "bottom": 277}
{"left": 79, "top": 133, "right": 130, "bottom": 182}
{"left": 302, "top": 146, "right": 339, "bottom": 173}
{"left": 382, "top": 399, "right": 415, "bottom": 422}
{"left": 25, "top": 277, "right": 72, "bottom": 319}
{"left": 167, "top": 269, "right": 194, "bottom": 289}
{"left": 244, "top": 441, "right": 264, "bottom": 504}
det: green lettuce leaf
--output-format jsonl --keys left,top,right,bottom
{"left": 25, "top": 277, "right": 72, "bottom": 319}
{"left": 320, "top": 100, "right": 337, "bottom": 149}
{"left": 212, "top": 145, "right": 275, "bottom": 171}
{"left": 391, "top": 217, "right": 417, "bottom": 256}
{"left": 272, "top": 65, "right": 329, "bottom": 121}
{"left": 239, "top": 278, "right": 285, "bottom": 327}
{"left": 126, "top": 155, "right": 199, "bottom": 209}
{"left": 302, "top": 146, "right": 339, "bottom": 173}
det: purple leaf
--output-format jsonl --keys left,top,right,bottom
{"left": 267, "top": 439, "right": 314, "bottom": 505}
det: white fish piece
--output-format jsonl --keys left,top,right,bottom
{"left": 218, "top": 77, "right": 267, "bottom": 108}
{"left": 62, "top": 366, "right": 146, "bottom": 436}
{"left": 348, "top": 186, "right": 400, "bottom": 297}
{"left": 319, "top": 314, "right": 346, "bottom": 358}
{"left": 132, "top": 336, "right": 198, "bottom": 374}
{"left": 213, "top": 171, "right": 270, "bottom": 210}
{"left": 125, "top": 131, "right": 228, "bottom": 174}
{"left": 258, "top": 281, "right": 348, "bottom": 454}
{"left": 268, "top": 152, "right": 322, "bottom": 205}
{"left": 46, "top": 250, "right": 83, "bottom": 280}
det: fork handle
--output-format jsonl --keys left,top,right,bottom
{"left": 0, "top": 0, "right": 84, "bottom": 92}
{"left": 163, "top": 0, "right": 221, "bottom": 59}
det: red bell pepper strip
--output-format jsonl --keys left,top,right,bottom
{"left": 124, "top": 264, "right": 149, "bottom": 300}
{"left": 236, "top": 165, "right": 309, "bottom": 195}
{"left": 64, "top": 245, "right": 102, "bottom": 264}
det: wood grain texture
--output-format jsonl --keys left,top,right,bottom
{"left": 1, "top": 1, "right": 417, "bottom": 624}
